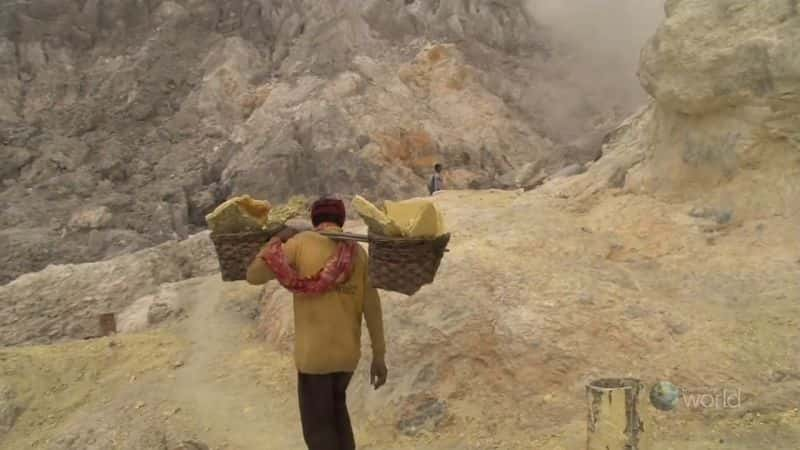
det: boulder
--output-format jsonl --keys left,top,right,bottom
{"left": 152, "top": 1, "right": 190, "bottom": 26}
{"left": 550, "top": 0, "right": 799, "bottom": 211}
{"left": 0, "top": 147, "right": 34, "bottom": 181}
{"left": 640, "top": 0, "right": 800, "bottom": 116}
{"left": 628, "top": 0, "right": 799, "bottom": 218}
{"left": 68, "top": 207, "right": 113, "bottom": 230}
{"left": 147, "top": 301, "right": 183, "bottom": 325}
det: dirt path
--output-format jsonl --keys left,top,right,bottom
{"left": 169, "top": 276, "right": 304, "bottom": 450}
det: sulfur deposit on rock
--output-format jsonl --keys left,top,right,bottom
{"left": 204, "top": 195, "right": 271, "bottom": 234}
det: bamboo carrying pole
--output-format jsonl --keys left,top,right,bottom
{"left": 317, "top": 231, "right": 370, "bottom": 242}
{"left": 317, "top": 231, "right": 450, "bottom": 251}
{"left": 586, "top": 378, "right": 647, "bottom": 450}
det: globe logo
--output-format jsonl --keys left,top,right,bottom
{"left": 649, "top": 381, "right": 680, "bottom": 411}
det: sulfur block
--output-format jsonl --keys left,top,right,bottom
{"left": 384, "top": 198, "right": 446, "bottom": 238}
{"left": 351, "top": 195, "right": 405, "bottom": 237}
{"left": 205, "top": 195, "right": 271, "bottom": 234}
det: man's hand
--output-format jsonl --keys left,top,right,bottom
{"left": 370, "top": 358, "right": 388, "bottom": 390}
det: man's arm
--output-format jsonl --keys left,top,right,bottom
{"left": 363, "top": 267, "right": 387, "bottom": 389}
{"left": 363, "top": 284, "right": 386, "bottom": 360}
{"left": 246, "top": 243, "right": 275, "bottom": 285}
{"left": 245, "top": 227, "right": 301, "bottom": 285}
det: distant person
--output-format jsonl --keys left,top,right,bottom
{"left": 246, "top": 198, "right": 387, "bottom": 450}
{"left": 428, "top": 163, "right": 444, "bottom": 195}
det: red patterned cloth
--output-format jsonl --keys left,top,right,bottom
{"left": 261, "top": 227, "right": 357, "bottom": 295}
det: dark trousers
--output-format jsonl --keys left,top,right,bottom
{"left": 297, "top": 372, "right": 355, "bottom": 450}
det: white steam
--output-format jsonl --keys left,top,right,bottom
{"left": 523, "top": 0, "right": 665, "bottom": 144}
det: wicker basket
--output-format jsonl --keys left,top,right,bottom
{"left": 210, "top": 230, "right": 275, "bottom": 281}
{"left": 368, "top": 233, "right": 451, "bottom": 296}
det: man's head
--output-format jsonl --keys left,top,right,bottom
{"left": 311, "top": 197, "right": 346, "bottom": 227}
{"left": 434, "top": 163, "right": 443, "bottom": 173}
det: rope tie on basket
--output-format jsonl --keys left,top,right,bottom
{"left": 261, "top": 225, "right": 357, "bottom": 294}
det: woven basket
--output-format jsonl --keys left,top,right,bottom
{"left": 210, "top": 230, "right": 275, "bottom": 281}
{"left": 368, "top": 233, "right": 451, "bottom": 296}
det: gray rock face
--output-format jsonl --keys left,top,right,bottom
{"left": 0, "top": 0, "right": 646, "bottom": 283}
{"left": 549, "top": 163, "right": 586, "bottom": 180}
{"left": 0, "top": 232, "right": 217, "bottom": 346}
{"left": 68, "top": 207, "right": 113, "bottom": 230}
{"left": 147, "top": 301, "right": 184, "bottom": 326}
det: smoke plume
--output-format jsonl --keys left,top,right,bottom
{"left": 523, "top": 0, "right": 665, "bottom": 144}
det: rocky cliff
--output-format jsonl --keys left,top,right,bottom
{"left": 0, "top": 0, "right": 648, "bottom": 283}
{"left": 549, "top": 0, "right": 800, "bottom": 222}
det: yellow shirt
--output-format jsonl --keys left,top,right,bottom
{"left": 246, "top": 228, "right": 386, "bottom": 374}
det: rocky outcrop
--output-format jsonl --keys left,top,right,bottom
{"left": 223, "top": 42, "right": 556, "bottom": 202}
{"left": 0, "top": 0, "right": 647, "bottom": 283}
{"left": 549, "top": 0, "right": 800, "bottom": 223}
{"left": 0, "top": 232, "right": 217, "bottom": 346}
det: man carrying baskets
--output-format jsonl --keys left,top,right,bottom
{"left": 246, "top": 197, "right": 387, "bottom": 450}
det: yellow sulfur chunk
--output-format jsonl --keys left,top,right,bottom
{"left": 351, "top": 195, "right": 404, "bottom": 237}
{"left": 236, "top": 196, "right": 270, "bottom": 222}
{"left": 384, "top": 198, "right": 446, "bottom": 238}
{"left": 205, "top": 195, "right": 272, "bottom": 234}
{"left": 262, "top": 196, "right": 310, "bottom": 232}
{"left": 266, "top": 196, "right": 309, "bottom": 225}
